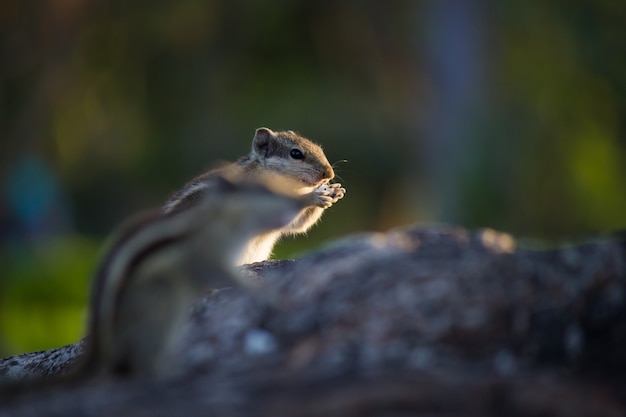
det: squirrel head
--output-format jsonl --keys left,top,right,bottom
{"left": 250, "top": 128, "right": 335, "bottom": 187}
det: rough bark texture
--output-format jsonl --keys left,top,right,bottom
{"left": 1, "top": 225, "right": 625, "bottom": 416}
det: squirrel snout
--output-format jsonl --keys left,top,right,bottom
{"left": 324, "top": 166, "right": 334, "bottom": 180}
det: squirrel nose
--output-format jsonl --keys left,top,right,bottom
{"left": 325, "top": 167, "right": 334, "bottom": 180}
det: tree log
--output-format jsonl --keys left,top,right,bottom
{"left": 1, "top": 225, "right": 625, "bottom": 416}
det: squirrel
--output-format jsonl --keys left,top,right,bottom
{"left": 76, "top": 177, "right": 311, "bottom": 377}
{"left": 162, "top": 127, "right": 346, "bottom": 265}
{"left": 0, "top": 178, "right": 309, "bottom": 395}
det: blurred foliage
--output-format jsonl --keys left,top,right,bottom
{"left": 1, "top": 0, "right": 625, "bottom": 356}
{"left": 0, "top": 237, "right": 97, "bottom": 354}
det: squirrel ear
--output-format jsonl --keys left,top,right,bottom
{"left": 253, "top": 127, "right": 275, "bottom": 156}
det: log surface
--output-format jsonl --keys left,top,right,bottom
{"left": 1, "top": 225, "right": 625, "bottom": 416}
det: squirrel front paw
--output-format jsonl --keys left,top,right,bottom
{"left": 314, "top": 183, "right": 346, "bottom": 209}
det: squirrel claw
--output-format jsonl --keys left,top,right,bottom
{"left": 314, "top": 183, "right": 346, "bottom": 208}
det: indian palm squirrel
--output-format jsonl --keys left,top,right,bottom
{"left": 163, "top": 127, "right": 346, "bottom": 265}
{"left": 81, "top": 177, "right": 310, "bottom": 377}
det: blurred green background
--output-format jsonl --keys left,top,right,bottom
{"left": 1, "top": 1, "right": 625, "bottom": 357}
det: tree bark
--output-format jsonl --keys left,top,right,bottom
{"left": 1, "top": 225, "right": 625, "bottom": 416}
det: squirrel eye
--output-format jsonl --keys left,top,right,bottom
{"left": 290, "top": 149, "right": 304, "bottom": 160}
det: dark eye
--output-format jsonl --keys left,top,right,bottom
{"left": 290, "top": 149, "right": 304, "bottom": 160}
